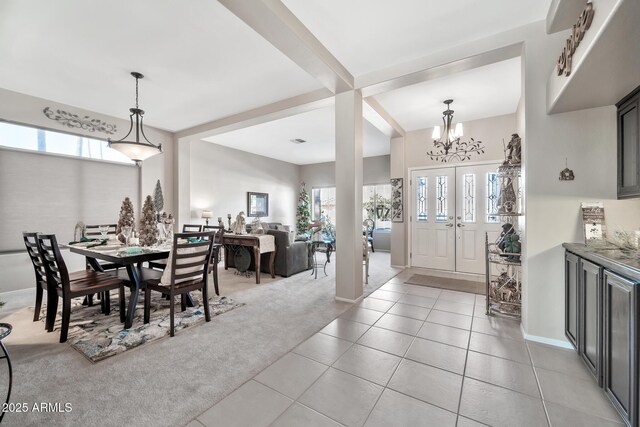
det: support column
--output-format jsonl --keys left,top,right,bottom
{"left": 335, "top": 90, "right": 364, "bottom": 302}
{"left": 173, "top": 137, "right": 191, "bottom": 228}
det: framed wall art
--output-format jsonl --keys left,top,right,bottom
{"left": 247, "top": 192, "right": 269, "bottom": 217}
{"left": 390, "top": 178, "right": 403, "bottom": 223}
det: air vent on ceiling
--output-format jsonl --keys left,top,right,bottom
{"left": 290, "top": 138, "right": 306, "bottom": 144}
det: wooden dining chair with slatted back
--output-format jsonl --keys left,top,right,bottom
{"left": 143, "top": 231, "right": 215, "bottom": 336}
{"left": 148, "top": 224, "right": 205, "bottom": 271}
{"left": 83, "top": 224, "right": 119, "bottom": 271}
{"left": 203, "top": 225, "right": 225, "bottom": 296}
{"left": 22, "top": 232, "right": 50, "bottom": 327}
{"left": 36, "top": 234, "right": 127, "bottom": 343}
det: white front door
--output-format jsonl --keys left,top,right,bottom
{"left": 410, "top": 163, "right": 503, "bottom": 275}
{"left": 455, "top": 163, "right": 503, "bottom": 274}
{"left": 410, "top": 168, "right": 456, "bottom": 271}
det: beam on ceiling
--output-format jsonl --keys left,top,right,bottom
{"left": 176, "top": 88, "right": 334, "bottom": 141}
{"left": 359, "top": 43, "right": 523, "bottom": 99}
{"left": 218, "top": 0, "right": 354, "bottom": 94}
{"left": 363, "top": 97, "right": 405, "bottom": 138}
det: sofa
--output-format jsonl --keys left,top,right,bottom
{"left": 227, "top": 222, "right": 311, "bottom": 277}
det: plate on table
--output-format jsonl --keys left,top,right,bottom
{"left": 91, "top": 244, "right": 123, "bottom": 251}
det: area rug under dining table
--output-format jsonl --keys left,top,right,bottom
{"left": 40, "top": 292, "right": 244, "bottom": 363}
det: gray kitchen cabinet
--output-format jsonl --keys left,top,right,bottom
{"left": 603, "top": 270, "right": 637, "bottom": 427}
{"left": 579, "top": 258, "right": 603, "bottom": 385}
{"left": 565, "top": 251, "right": 580, "bottom": 348}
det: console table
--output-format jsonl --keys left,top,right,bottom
{"left": 223, "top": 234, "right": 276, "bottom": 284}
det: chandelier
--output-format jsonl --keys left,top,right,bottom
{"left": 427, "top": 99, "right": 485, "bottom": 163}
{"left": 108, "top": 72, "right": 162, "bottom": 163}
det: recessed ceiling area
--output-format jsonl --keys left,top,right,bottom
{"left": 203, "top": 107, "right": 390, "bottom": 165}
{"left": 372, "top": 57, "right": 522, "bottom": 131}
{"left": 0, "top": 0, "right": 322, "bottom": 132}
{"left": 281, "top": 0, "right": 549, "bottom": 76}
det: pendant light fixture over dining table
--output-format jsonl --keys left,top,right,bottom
{"left": 108, "top": 72, "right": 162, "bottom": 164}
{"left": 427, "top": 99, "right": 485, "bottom": 163}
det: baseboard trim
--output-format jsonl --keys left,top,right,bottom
{"left": 390, "top": 264, "right": 405, "bottom": 269}
{"left": 520, "top": 324, "right": 574, "bottom": 349}
{"left": 335, "top": 295, "right": 364, "bottom": 304}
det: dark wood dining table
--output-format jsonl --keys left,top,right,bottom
{"left": 68, "top": 244, "right": 170, "bottom": 329}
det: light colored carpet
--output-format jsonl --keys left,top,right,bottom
{"left": 0, "top": 252, "right": 400, "bottom": 427}
{"left": 405, "top": 273, "right": 485, "bottom": 294}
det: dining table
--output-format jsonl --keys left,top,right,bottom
{"left": 68, "top": 242, "right": 170, "bottom": 329}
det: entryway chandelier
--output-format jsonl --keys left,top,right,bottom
{"left": 108, "top": 72, "right": 162, "bottom": 163}
{"left": 427, "top": 99, "right": 485, "bottom": 163}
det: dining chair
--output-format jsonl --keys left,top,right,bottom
{"left": 36, "top": 234, "right": 126, "bottom": 343}
{"left": 22, "top": 232, "right": 49, "bottom": 326}
{"left": 148, "top": 224, "right": 206, "bottom": 271}
{"left": 363, "top": 219, "right": 375, "bottom": 253}
{"left": 143, "top": 231, "right": 215, "bottom": 337}
{"left": 203, "top": 225, "right": 225, "bottom": 296}
{"left": 363, "top": 236, "right": 370, "bottom": 284}
{"left": 83, "top": 223, "right": 120, "bottom": 275}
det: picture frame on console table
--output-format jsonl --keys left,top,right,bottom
{"left": 247, "top": 192, "right": 269, "bottom": 217}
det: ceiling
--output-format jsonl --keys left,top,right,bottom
{"left": 0, "top": 0, "right": 321, "bottom": 132}
{"left": 281, "top": 0, "right": 550, "bottom": 77}
{"left": 1, "top": 0, "right": 541, "bottom": 153}
{"left": 372, "top": 57, "right": 522, "bottom": 131}
{"left": 203, "top": 107, "right": 390, "bottom": 165}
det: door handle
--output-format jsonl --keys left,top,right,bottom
{"left": 445, "top": 223, "right": 453, "bottom": 227}
{"left": 457, "top": 223, "right": 465, "bottom": 227}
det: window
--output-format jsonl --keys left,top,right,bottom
{"left": 312, "top": 187, "right": 336, "bottom": 224}
{"left": 462, "top": 173, "right": 476, "bottom": 223}
{"left": 0, "top": 122, "right": 134, "bottom": 164}
{"left": 363, "top": 183, "right": 391, "bottom": 229}
{"left": 435, "top": 175, "right": 448, "bottom": 222}
{"left": 486, "top": 172, "right": 500, "bottom": 223}
{"left": 416, "top": 177, "right": 428, "bottom": 222}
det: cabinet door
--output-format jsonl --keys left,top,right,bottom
{"left": 603, "top": 271, "right": 637, "bottom": 426}
{"left": 618, "top": 91, "right": 640, "bottom": 198}
{"left": 579, "top": 259, "right": 602, "bottom": 384}
{"left": 565, "top": 252, "right": 580, "bottom": 348}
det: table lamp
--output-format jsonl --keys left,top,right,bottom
{"left": 201, "top": 210, "right": 213, "bottom": 226}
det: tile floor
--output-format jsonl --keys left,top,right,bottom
{"left": 187, "top": 278, "right": 625, "bottom": 427}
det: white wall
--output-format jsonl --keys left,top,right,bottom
{"left": 189, "top": 141, "right": 301, "bottom": 228}
{"left": 300, "top": 155, "right": 390, "bottom": 188}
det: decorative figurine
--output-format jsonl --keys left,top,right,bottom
{"left": 497, "top": 177, "right": 517, "bottom": 213}
{"left": 504, "top": 133, "right": 521, "bottom": 165}
{"left": 231, "top": 211, "right": 247, "bottom": 235}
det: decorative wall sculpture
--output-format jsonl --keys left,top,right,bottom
{"left": 43, "top": 107, "right": 117, "bottom": 135}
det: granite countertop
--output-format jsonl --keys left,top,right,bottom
{"left": 563, "top": 242, "right": 640, "bottom": 282}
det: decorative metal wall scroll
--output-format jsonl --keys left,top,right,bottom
{"left": 42, "top": 107, "right": 117, "bottom": 135}
{"left": 557, "top": 2, "right": 595, "bottom": 77}
{"left": 390, "top": 178, "right": 404, "bottom": 223}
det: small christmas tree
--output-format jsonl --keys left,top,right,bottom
{"left": 116, "top": 197, "right": 135, "bottom": 243}
{"left": 139, "top": 195, "right": 158, "bottom": 246}
{"left": 296, "top": 182, "right": 311, "bottom": 234}
{"left": 153, "top": 179, "right": 164, "bottom": 213}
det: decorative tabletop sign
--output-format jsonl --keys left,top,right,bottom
{"left": 581, "top": 202, "right": 605, "bottom": 244}
{"left": 557, "top": 2, "right": 595, "bottom": 77}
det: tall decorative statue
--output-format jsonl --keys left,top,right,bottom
{"left": 505, "top": 133, "right": 522, "bottom": 165}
